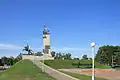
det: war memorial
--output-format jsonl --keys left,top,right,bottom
{"left": 22, "top": 25, "right": 54, "bottom": 60}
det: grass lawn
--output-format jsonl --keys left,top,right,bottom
{"left": 0, "top": 60, "right": 56, "bottom": 80}
{"left": 44, "top": 60, "right": 111, "bottom": 69}
{"left": 59, "top": 70, "right": 108, "bottom": 80}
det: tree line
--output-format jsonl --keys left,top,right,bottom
{"left": 1, "top": 44, "right": 120, "bottom": 67}
{"left": 0, "top": 51, "right": 72, "bottom": 66}
{"left": 51, "top": 51, "right": 72, "bottom": 60}
{"left": 95, "top": 45, "right": 120, "bottom": 66}
{"left": 0, "top": 53, "right": 22, "bottom": 66}
{"left": 50, "top": 45, "right": 120, "bottom": 66}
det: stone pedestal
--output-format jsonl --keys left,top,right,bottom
{"left": 22, "top": 54, "right": 54, "bottom": 60}
{"left": 43, "top": 54, "right": 52, "bottom": 57}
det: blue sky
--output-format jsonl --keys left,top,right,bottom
{"left": 0, "top": 0, "right": 120, "bottom": 57}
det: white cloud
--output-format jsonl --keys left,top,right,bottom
{"left": 0, "top": 43, "right": 22, "bottom": 50}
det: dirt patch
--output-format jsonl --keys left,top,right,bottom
{"left": 25, "top": 77, "right": 31, "bottom": 80}
{"left": 60, "top": 69, "right": 120, "bottom": 80}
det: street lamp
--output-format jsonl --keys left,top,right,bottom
{"left": 91, "top": 41, "right": 96, "bottom": 80}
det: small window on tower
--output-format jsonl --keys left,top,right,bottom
{"left": 43, "top": 35, "right": 47, "bottom": 38}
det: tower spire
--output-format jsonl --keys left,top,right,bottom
{"left": 44, "top": 24, "right": 46, "bottom": 29}
{"left": 43, "top": 24, "right": 50, "bottom": 34}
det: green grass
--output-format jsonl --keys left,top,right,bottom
{"left": 44, "top": 60, "right": 111, "bottom": 69}
{"left": 115, "top": 68, "right": 120, "bottom": 70}
{"left": 95, "top": 62, "right": 111, "bottom": 69}
{"left": 59, "top": 70, "right": 108, "bottom": 80}
{"left": 0, "top": 60, "right": 56, "bottom": 80}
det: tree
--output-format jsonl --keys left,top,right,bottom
{"left": 115, "top": 47, "right": 120, "bottom": 64}
{"left": 113, "top": 52, "right": 120, "bottom": 65}
{"left": 51, "top": 51, "right": 56, "bottom": 57}
{"left": 64, "top": 53, "right": 72, "bottom": 60}
{"left": 73, "top": 58, "right": 79, "bottom": 60}
{"left": 82, "top": 54, "right": 88, "bottom": 60}
{"left": 0, "top": 53, "right": 23, "bottom": 66}
{"left": 14, "top": 53, "right": 22, "bottom": 63}
{"left": 54, "top": 52, "right": 72, "bottom": 60}
{"left": 1, "top": 56, "right": 8, "bottom": 65}
{"left": 54, "top": 53, "right": 59, "bottom": 59}
{"left": 0, "top": 59, "right": 2, "bottom": 66}
{"left": 95, "top": 45, "right": 120, "bottom": 66}
{"left": 58, "top": 52, "right": 62, "bottom": 59}
{"left": 35, "top": 52, "right": 43, "bottom": 56}
{"left": 1, "top": 56, "right": 15, "bottom": 66}
{"left": 9, "top": 57, "right": 15, "bottom": 65}
{"left": 7, "top": 56, "right": 14, "bottom": 65}
{"left": 89, "top": 58, "right": 92, "bottom": 60}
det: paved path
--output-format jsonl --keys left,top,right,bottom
{"left": 31, "top": 60, "right": 79, "bottom": 80}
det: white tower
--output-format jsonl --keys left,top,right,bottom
{"left": 43, "top": 25, "right": 51, "bottom": 57}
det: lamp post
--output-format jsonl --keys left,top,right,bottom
{"left": 91, "top": 41, "right": 96, "bottom": 80}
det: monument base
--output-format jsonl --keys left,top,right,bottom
{"left": 43, "top": 54, "right": 52, "bottom": 57}
{"left": 22, "top": 54, "right": 54, "bottom": 60}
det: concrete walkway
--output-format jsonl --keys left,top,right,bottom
{"left": 31, "top": 60, "right": 79, "bottom": 80}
